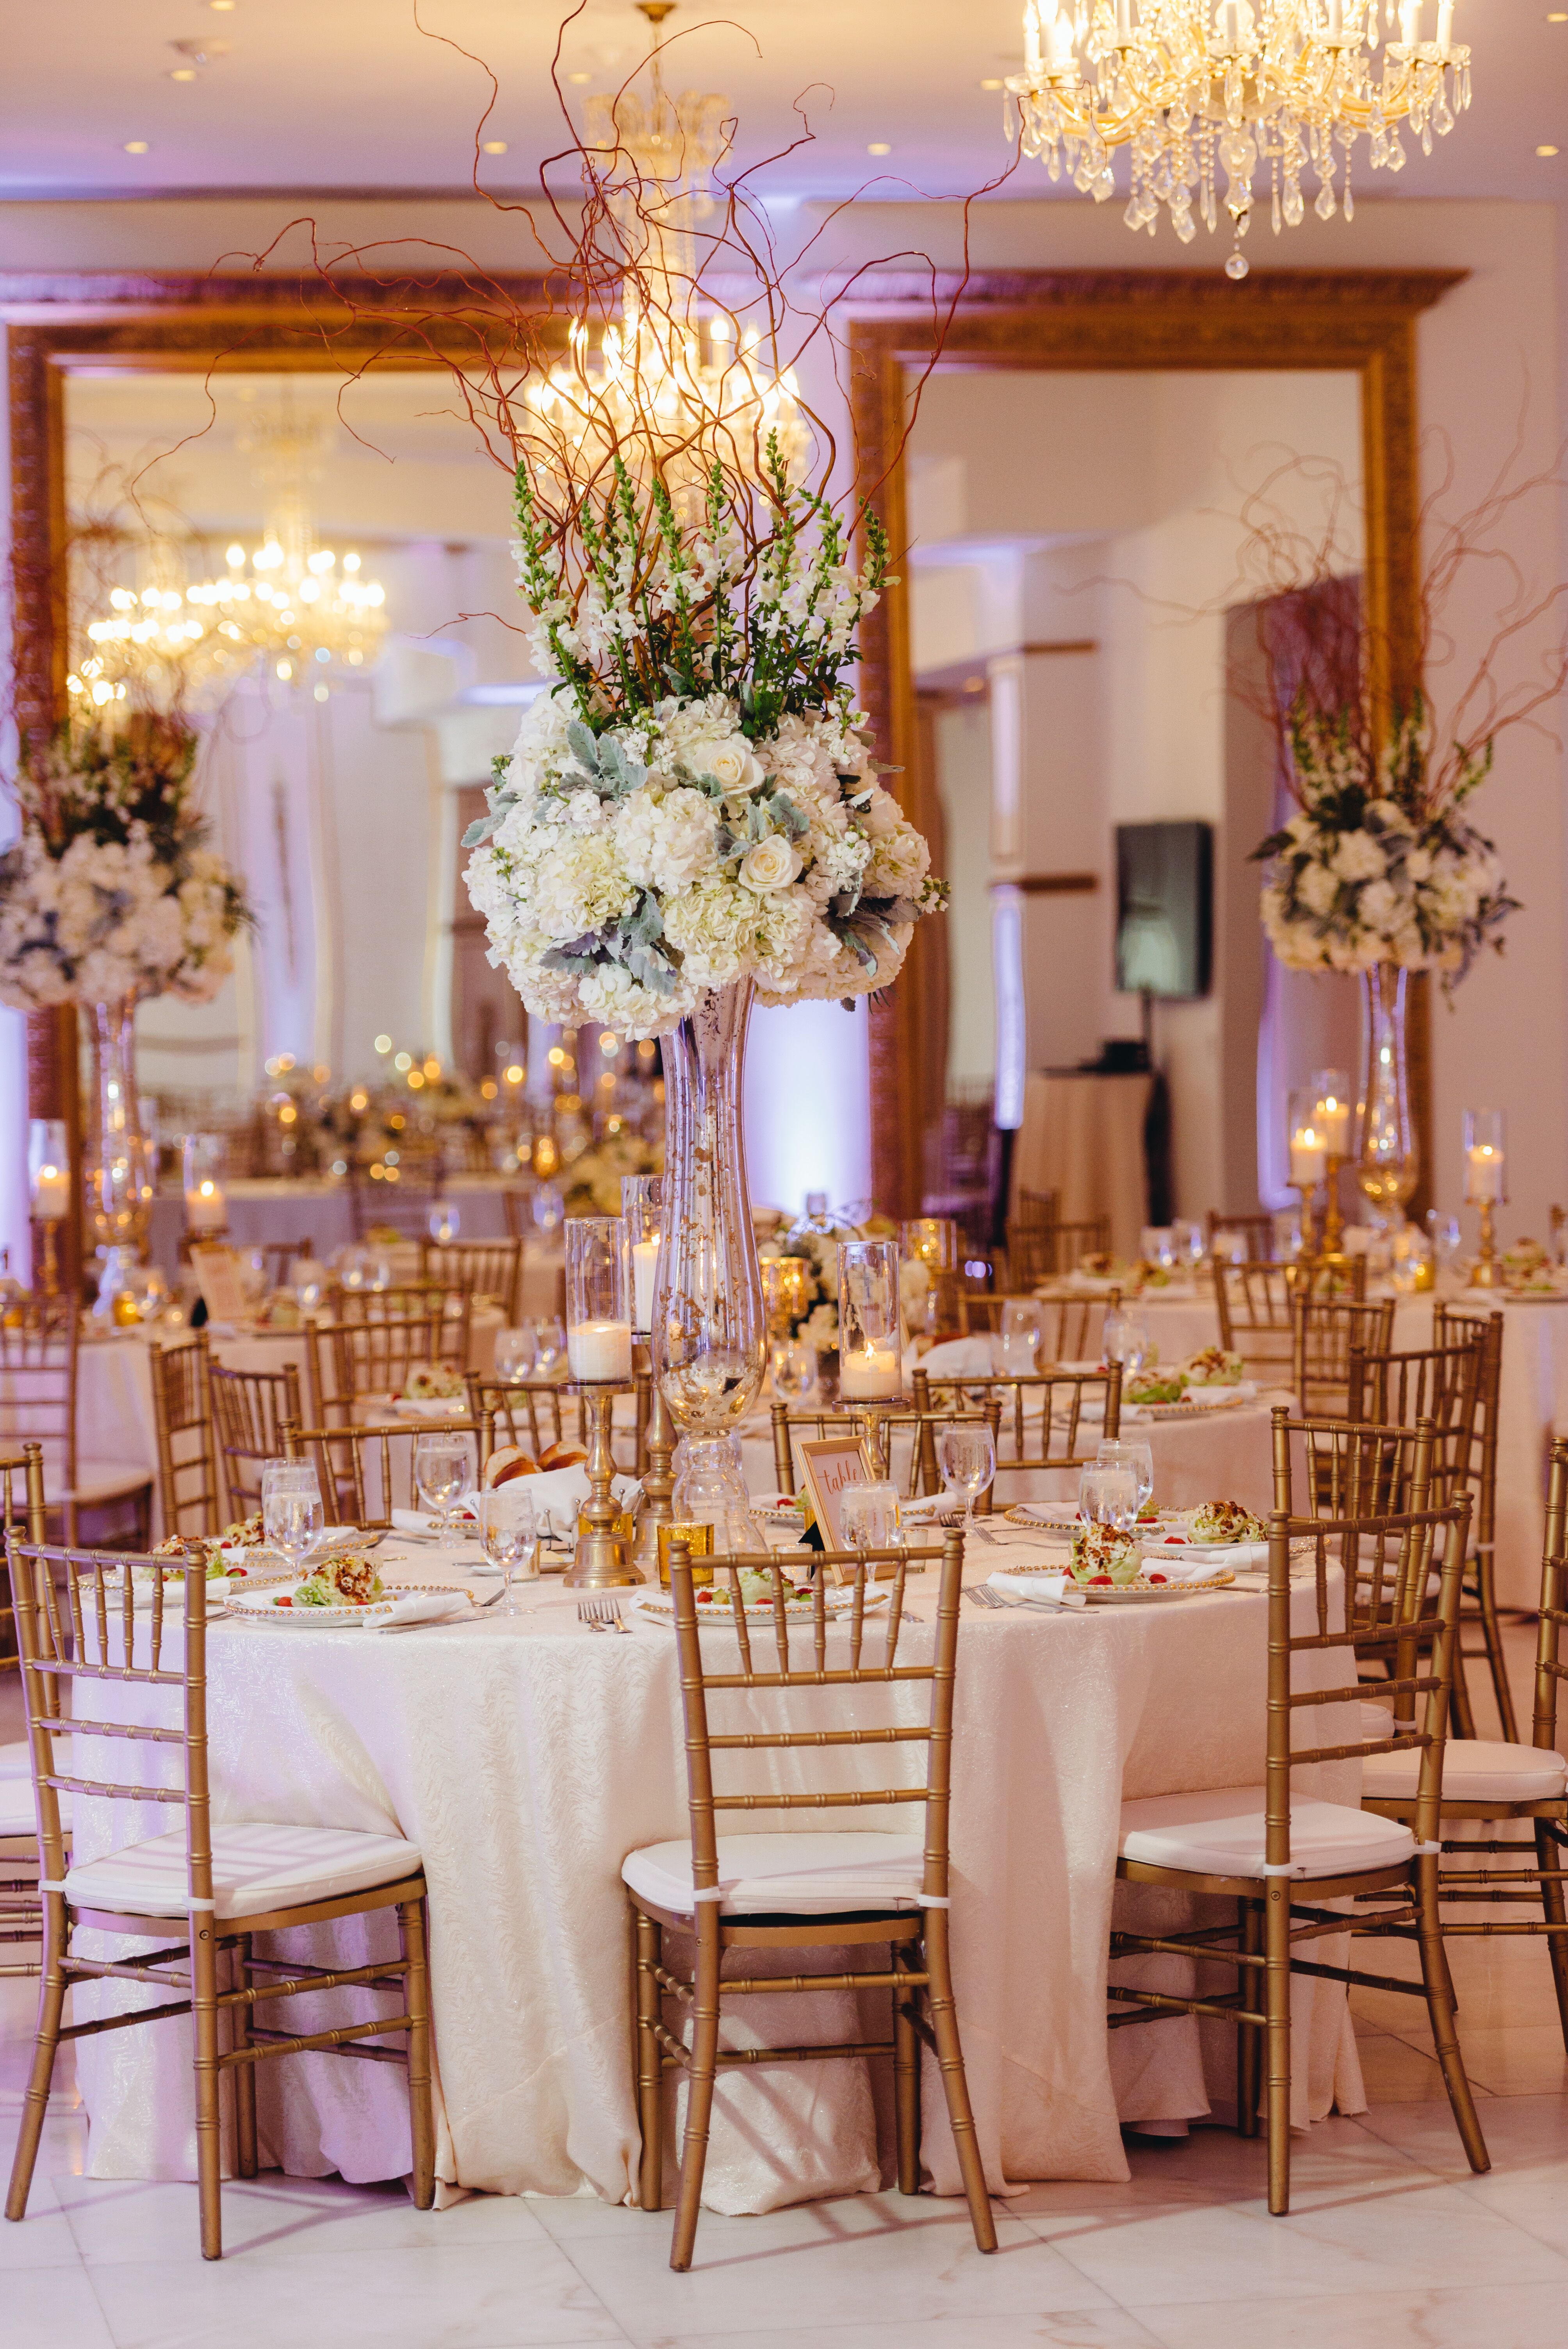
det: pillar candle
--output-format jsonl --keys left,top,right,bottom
{"left": 632, "top": 1237, "right": 660, "bottom": 1333}
{"left": 839, "top": 1344, "right": 901, "bottom": 1401}
{"left": 185, "top": 1179, "right": 228, "bottom": 1233}
{"left": 567, "top": 1318, "right": 633, "bottom": 1381}
{"left": 1466, "top": 1145, "right": 1505, "bottom": 1204}
{"left": 31, "top": 1166, "right": 70, "bottom": 1222}
{"left": 1289, "top": 1126, "right": 1326, "bottom": 1185}
{"left": 1315, "top": 1095, "right": 1351, "bottom": 1154}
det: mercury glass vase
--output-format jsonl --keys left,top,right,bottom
{"left": 1354, "top": 962, "right": 1418, "bottom": 1225}
{"left": 84, "top": 995, "right": 155, "bottom": 1257}
{"left": 652, "top": 979, "right": 767, "bottom": 1434}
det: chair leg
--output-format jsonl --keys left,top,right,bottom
{"left": 1264, "top": 1882, "right": 1292, "bottom": 2215}
{"left": 1535, "top": 1822, "right": 1568, "bottom": 2056}
{"left": 1237, "top": 1898, "right": 1262, "bottom": 2138}
{"left": 892, "top": 1943, "right": 921, "bottom": 2195}
{"left": 4, "top": 1893, "right": 68, "bottom": 2222}
{"left": 1412, "top": 1851, "right": 1490, "bottom": 2175}
{"left": 1475, "top": 1556, "right": 1518, "bottom": 1743}
{"left": 670, "top": 1914, "right": 723, "bottom": 2271}
{"left": 401, "top": 1896, "right": 436, "bottom": 2211}
{"left": 191, "top": 1918, "right": 225, "bottom": 2259}
{"left": 633, "top": 1905, "right": 665, "bottom": 2212}
{"left": 232, "top": 1933, "right": 258, "bottom": 2180}
{"left": 922, "top": 1907, "right": 997, "bottom": 2252}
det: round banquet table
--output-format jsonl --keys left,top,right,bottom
{"left": 69, "top": 1536, "right": 1364, "bottom": 2213}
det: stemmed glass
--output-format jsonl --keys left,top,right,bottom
{"left": 769, "top": 1338, "right": 818, "bottom": 1403}
{"left": 1095, "top": 1437, "right": 1154, "bottom": 1521}
{"left": 494, "top": 1326, "right": 538, "bottom": 1382}
{"left": 261, "top": 1459, "right": 324, "bottom": 1578}
{"left": 429, "top": 1201, "right": 461, "bottom": 1245}
{"left": 532, "top": 1184, "right": 565, "bottom": 1236}
{"left": 414, "top": 1432, "right": 474, "bottom": 1549}
{"left": 530, "top": 1316, "right": 566, "bottom": 1378}
{"left": 935, "top": 1424, "right": 996, "bottom": 1542}
{"left": 999, "top": 1299, "right": 1044, "bottom": 1375}
{"left": 840, "top": 1482, "right": 903, "bottom": 1557}
{"left": 1101, "top": 1305, "right": 1149, "bottom": 1381}
{"left": 480, "top": 1488, "right": 538, "bottom": 1614}
{"left": 1078, "top": 1458, "right": 1138, "bottom": 1532}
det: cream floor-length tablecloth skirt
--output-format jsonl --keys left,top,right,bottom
{"left": 70, "top": 1565, "right": 1364, "bottom": 2212}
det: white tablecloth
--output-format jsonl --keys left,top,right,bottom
{"left": 70, "top": 1537, "right": 1363, "bottom": 2210}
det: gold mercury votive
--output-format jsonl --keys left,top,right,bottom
{"left": 657, "top": 1520, "right": 715, "bottom": 1587}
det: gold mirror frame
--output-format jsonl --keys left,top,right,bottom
{"left": 848, "top": 267, "right": 1466, "bottom": 1219}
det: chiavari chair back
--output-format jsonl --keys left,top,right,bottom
{"left": 767, "top": 1400, "right": 1002, "bottom": 1508}
{"left": 1291, "top": 1294, "right": 1396, "bottom": 1417}
{"left": 280, "top": 1413, "right": 495, "bottom": 1528}
{"left": 465, "top": 1373, "right": 592, "bottom": 1460}
{"left": 3, "top": 1534, "right": 434, "bottom": 2258}
{"left": 1003, "top": 1185, "right": 1059, "bottom": 1285}
{"left": 1205, "top": 1209, "right": 1276, "bottom": 1262}
{"left": 1215, "top": 1257, "right": 1365, "bottom": 1387}
{"left": 148, "top": 1334, "right": 222, "bottom": 1544}
{"left": 256, "top": 1239, "right": 315, "bottom": 1291}
{"left": 1433, "top": 1304, "right": 1513, "bottom": 1741}
{"left": 912, "top": 1362, "right": 1123, "bottom": 1486}
{"left": 348, "top": 1160, "right": 443, "bottom": 1240}
{"left": 420, "top": 1238, "right": 523, "bottom": 1321}
{"left": 207, "top": 1356, "right": 303, "bottom": 1523}
{"left": 1112, "top": 1477, "right": 1485, "bottom": 2211}
{"left": 953, "top": 1289, "right": 1117, "bottom": 1358}
{"left": 303, "top": 1306, "right": 469, "bottom": 1429}
{"left": 1360, "top": 1434, "right": 1568, "bottom": 2049}
{"left": 0, "top": 1299, "right": 151, "bottom": 1547}
{"left": 1028, "top": 1214, "right": 1112, "bottom": 1282}
{"left": 624, "top": 1531, "right": 996, "bottom": 2268}
{"left": 1, "top": 1446, "right": 48, "bottom": 1985}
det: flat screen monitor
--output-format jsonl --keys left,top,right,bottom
{"left": 1115, "top": 821, "right": 1213, "bottom": 1000}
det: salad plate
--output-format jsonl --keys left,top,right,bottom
{"left": 226, "top": 1578, "right": 407, "bottom": 1627}
{"left": 633, "top": 1583, "right": 890, "bottom": 1627}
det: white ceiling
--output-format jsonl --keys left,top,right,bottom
{"left": 0, "top": 0, "right": 1561, "bottom": 207}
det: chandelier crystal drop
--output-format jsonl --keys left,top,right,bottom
{"left": 1001, "top": 0, "right": 1472, "bottom": 274}
{"left": 525, "top": 0, "right": 809, "bottom": 497}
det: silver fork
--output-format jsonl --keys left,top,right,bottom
{"left": 577, "top": 1595, "right": 630, "bottom": 1634}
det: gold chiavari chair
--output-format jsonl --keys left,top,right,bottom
{"left": 953, "top": 1289, "right": 1119, "bottom": 1357}
{"left": 0, "top": 1298, "right": 152, "bottom": 1548}
{"left": 419, "top": 1237, "right": 523, "bottom": 1321}
{"left": 1360, "top": 1433, "right": 1568, "bottom": 2048}
{"left": 3, "top": 1536, "right": 434, "bottom": 2260}
{"left": 1205, "top": 1208, "right": 1277, "bottom": 1262}
{"left": 1270, "top": 1404, "right": 1440, "bottom": 1677}
{"left": 148, "top": 1333, "right": 222, "bottom": 1545}
{"left": 767, "top": 1400, "right": 1003, "bottom": 1509}
{"left": 1291, "top": 1294, "right": 1395, "bottom": 1418}
{"left": 281, "top": 1413, "right": 495, "bottom": 1529}
{"left": 465, "top": 1373, "right": 592, "bottom": 1459}
{"left": 303, "top": 1306, "right": 470, "bottom": 1429}
{"left": 1111, "top": 1476, "right": 1486, "bottom": 2212}
{"left": 1, "top": 1445, "right": 48, "bottom": 1981}
{"left": 208, "top": 1356, "right": 304, "bottom": 1523}
{"left": 624, "top": 1532, "right": 997, "bottom": 2269}
{"left": 256, "top": 1239, "right": 315, "bottom": 1290}
{"left": 1215, "top": 1257, "right": 1367, "bottom": 1389}
{"left": 1032, "top": 1214, "right": 1112, "bottom": 1281}
{"left": 1003, "top": 1185, "right": 1060, "bottom": 1286}
{"left": 349, "top": 1165, "right": 441, "bottom": 1240}
{"left": 1433, "top": 1304, "right": 1514, "bottom": 1741}
{"left": 912, "top": 1362, "right": 1123, "bottom": 1492}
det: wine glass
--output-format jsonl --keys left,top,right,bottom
{"left": 839, "top": 1481, "right": 903, "bottom": 1558}
{"left": 998, "top": 1299, "right": 1044, "bottom": 1374}
{"left": 530, "top": 1315, "right": 566, "bottom": 1378}
{"left": 935, "top": 1424, "right": 996, "bottom": 1540}
{"left": 261, "top": 1458, "right": 324, "bottom": 1578}
{"left": 770, "top": 1337, "right": 817, "bottom": 1403}
{"left": 429, "top": 1200, "right": 461, "bottom": 1245}
{"left": 494, "top": 1325, "right": 537, "bottom": 1382}
{"left": 1078, "top": 1458, "right": 1138, "bottom": 1531}
{"left": 480, "top": 1487, "right": 538, "bottom": 1614}
{"left": 1096, "top": 1436, "right": 1155, "bottom": 1520}
{"left": 532, "top": 1184, "right": 565, "bottom": 1236}
{"left": 414, "top": 1432, "right": 474, "bottom": 1549}
{"left": 1101, "top": 1305, "right": 1149, "bottom": 1381}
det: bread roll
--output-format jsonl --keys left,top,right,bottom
{"left": 484, "top": 1445, "right": 539, "bottom": 1488}
{"left": 538, "top": 1441, "right": 589, "bottom": 1472}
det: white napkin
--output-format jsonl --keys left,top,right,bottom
{"left": 390, "top": 1506, "right": 479, "bottom": 1537}
{"left": 376, "top": 1590, "right": 474, "bottom": 1629}
{"left": 1185, "top": 1379, "right": 1258, "bottom": 1403}
{"left": 1142, "top": 1537, "right": 1269, "bottom": 1570}
{"left": 919, "top": 1335, "right": 1000, "bottom": 1377}
{"left": 986, "top": 1568, "right": 1087, "bottom": 1607}
{"left": 499, "top": 1463, "right": 641, "bottom": 1542}
{"left": 1137, "top": 1558, "right": 1230, "bottom": 1586}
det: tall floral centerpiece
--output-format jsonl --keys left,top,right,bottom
{"left": 0, "top": 708, "right": 249, "bottom": 1266}
{"left": 463, "top": 441, "right": 944, "bottom": 1433}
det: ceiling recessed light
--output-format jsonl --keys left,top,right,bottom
{"left": 980, "top": 77, "right": 1003, "bottom": 89}
{"left": 169, "top": 67, "right": 198, "bottom": 80}
{"left": 482, "top": 139, "right": 507, "bottom": 154}
{"left": 868, "top": 142, "right": 892, "bottom": 155}
{"left": 1538, "top": 143, "right": 1561, "bottom": 155}
{"left": 123, "top": 141, "right": 150, "bottom": 154}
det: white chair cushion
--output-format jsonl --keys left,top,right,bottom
{"left": 622, "top": 1830, "right": 929, "bottom": 1916}
{"left": 42, "top": 1460, "right": 153, "bottom": 1508}
{"left": 1119, "top": 1786, "right": 1415, "bottom": 1880}
{"left": 0, "top": 1775, "right": 69, "bottom": 1836}
{"left": 1363, "top": 1737, "right": 1568, "bottom": 1805}
{"left": 63, "top": 1820, "right": 421, "bottom": 1921}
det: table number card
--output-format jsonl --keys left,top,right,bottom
{"left": 189, "top": 1243, "right": 250, "bottom": 1327}
{"left": 797, "top": 1434, "right": 880, "bottom": 1583}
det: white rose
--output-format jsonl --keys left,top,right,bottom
{"left": 684, "top": 734, "right": 766, "bottom": 795}
{"left": 857, "top": 784, "right": 903, "bottom": 841}
{"left": 1297, "top": 861, "right": 1340, "bottom": 916}
{"left": 738, "top": 835, "right": 803, "bottom": 892}
{"left": 1332, "top": 830, "right": 1386, "bottom": 884}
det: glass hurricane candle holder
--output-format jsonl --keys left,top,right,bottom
{"left": 1463, "top": 1108, "right": 1507, "bottom": 1288}
{"left": 1286, "top": 1087, "right": 1326, "bottom": 1254}
{"left": 621, "top": 1173, "right": 678, "bottom": 1578}
{"left": 27, "top": 1119, "right": 69, "bottom": 1299}
{"left": 839, "top": 1237, "right": 902, "bottom": 1471}
{"left": 182, "top": 1132, "right": 228, "bottom": 1235}
{"left": 900, "top": 1216, "right": 958, "bottom": 1335}
{"left": 621, "top": 1174, "right": 663, "bottom": 1338}
{"left": 565, "top": 1217, "right": 633, "bottom": 1381}
{"left": 760, "top": 1254, "right": 811, "bottom": 1340}
{"left": 1355, "top": 964, "right": 1418, "bottom": 1227}
{"left": 1310, "top": 1066, "right": 1353, "bottom": 1256}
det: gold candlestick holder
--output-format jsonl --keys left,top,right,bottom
{"left": 565, "top": 1381, "right": 642, "bottom": 1588}
{"left": 1469, "top": 1199, "right": 1504, "bottom": 1288}
{"left": 631, "top": 1340, "right": 676, "bottom": 1577}
{"left": 32, "top": 1219, "right": 61, "bottom": 1302}
{"left": 1291, "top": 1185, "right": 1319, "bottom": 1262}
{"left": 1318, "top": 1154, "right": 1350, "bottom": 1267}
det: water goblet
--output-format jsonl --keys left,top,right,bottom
{"left": 530, "top": 1315, "right": 567, "bottom": 1378}
{"left": 1101, "top": 1305, "right": 1149, "bottom": 1381}
{"left": 260, "top": 1458, "right": 324, "bottom": 1578}
{"left": 429, "top": 1201, "right": 461, "bottom": 1245}
{"left": 770, "top": 1337, "right": 818, "bottom": 1403}
{"left": 999, "top": 1298, "right": 1044, "bottom": 1375}
{"left": 935, "top": 1423, "right": 996, "bottom": 1542}
{"left": 1078, "top": 1458, "right": 1138, "bottom": 1531}
{"left": 839, "top": 1481, "right": 903, "bottom": 1560}
{"left": 480, "top": 1488, "right": 538, "bottom": 1615}
{"left": 1096, "top": 1436, "right": 1155, "bottom": 1520}
{"left": 493, "top": 1325, "right": 538, "bottom": 1383}
{"left": 414, "top": 1432, "right": 474, "bottom": 1549}
{"left": 532, "top": 1183, "right": 565, "bottom": 1236}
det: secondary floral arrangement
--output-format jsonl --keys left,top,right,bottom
{"left": 462, "top": 445, "right": 944, "bottom": 1039}
{"left": 1256, "top": 694, "right": 1517, "bottom": 984}
{"left": 0, "top": 709, "right": 249, "bottom": 1012}
{"left": 758, "top": 1219, "right": 935, "bottom": 1352}
{"left": 563, "top": 1129, "right": 664, "bottom": 1220}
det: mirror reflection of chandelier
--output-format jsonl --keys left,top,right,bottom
{"left": 71, "top": 395, "right": 388, "bottom": 706}
{"left": 524, "top": 0, "right": 809, "bottom": 494}
{"left": 1002, "top": 0, "right": 1472, "bottom": 278}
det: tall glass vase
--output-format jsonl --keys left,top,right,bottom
{"left": 652, "top": 979, "right": 767, "bottom": 1434}
{"left": 84, "top": 995, "right": 155, "bottom": 1259}
{"left": 1354, "top": 962, "right": 1418, "bottom": 1226}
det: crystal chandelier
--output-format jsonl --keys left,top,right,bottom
{"left": 1001, "top": 0, "right": 1472, "bottom": 276}
{"left": 524, "top": 1, "right": 809, "bottom": 494}
{"left": 71, "top": 401, "right": 388, "bottom": 705}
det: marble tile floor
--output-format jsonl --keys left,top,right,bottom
{"left": 4, "top": 1628, "right": 1568, "bottom": 2348}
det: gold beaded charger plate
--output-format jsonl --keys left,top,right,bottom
{"left": 224, "top": 1577, "right": 408, "bottom": 1628}
{"left": 633, "top": 1586, "right": 891, "bottom": 1628}
{"left": 1076, "top": 1567, "right": 1237, "bottom": 1603}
